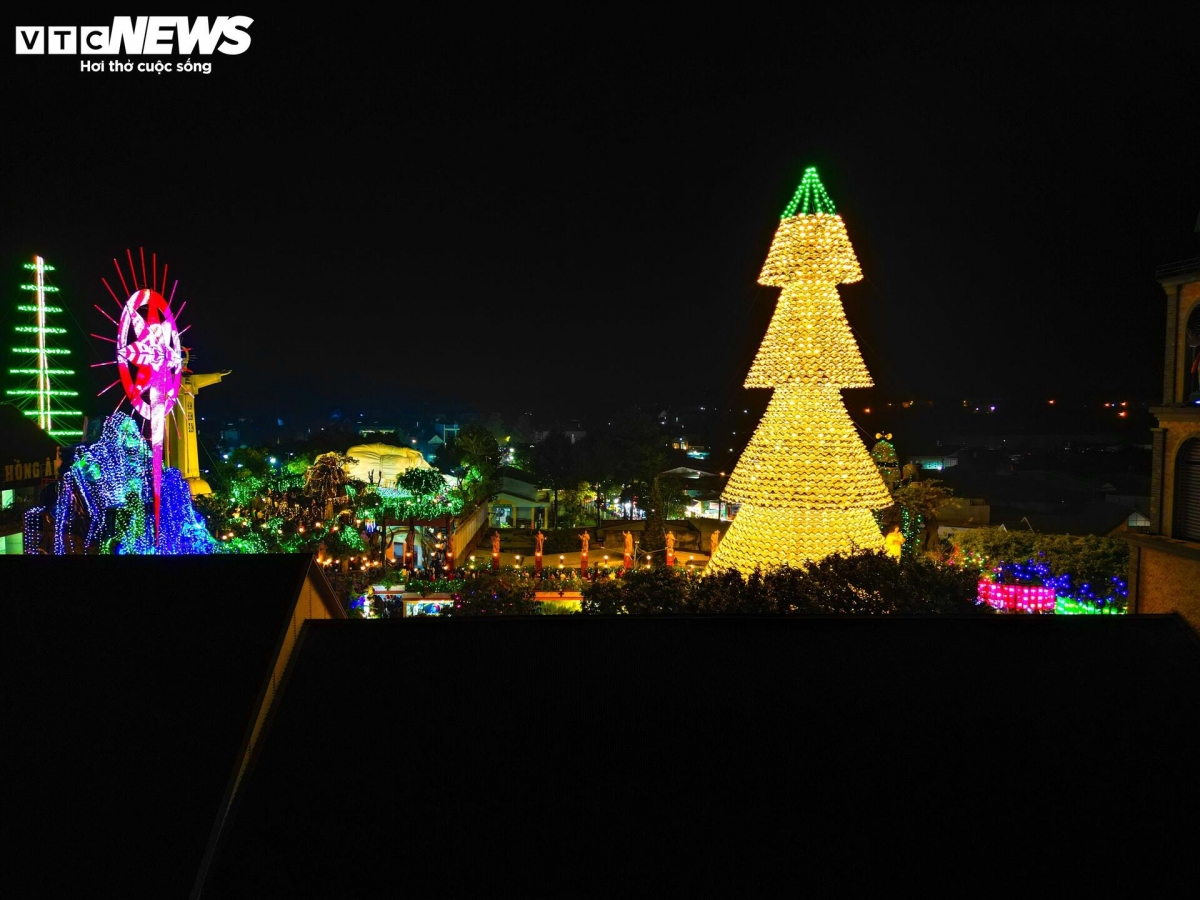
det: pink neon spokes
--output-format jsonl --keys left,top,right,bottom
{"left": 94, "top": 304, "right": 120, "bottom": 327}
{"left": 112, "top": 260, "right": 130, "bottom": 298}
{"left": 102, "top": 277, "right": 124, "bottom": 309}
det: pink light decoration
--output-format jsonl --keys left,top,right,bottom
{"left": 115, "top": 284, "right": 183, "bottom": 546}
{"left": 977, "top": 579, "right": 1056, "bottom": 613}
{"left": 102, "top": 277, "right": 123, "bottom": 308}
{"left": 94, "top": 303, "right": 120, "bottom": 327}
{"left": 113, "top": 259, "right": 130, "bottom": 298}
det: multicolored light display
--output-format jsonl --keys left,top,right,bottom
{"left": 23, "top": 411, "right": 214, "bottom": 556}
{"left": 709, "top": 167, "right": 889, "bottom": 573}
{"left": 98, "top": 250, "right": 185, "bottom": 546}
{"left": 977, "top": 557, "right": 1128, "bottom": 615}
{"left": 977, "top": 580, "right": 1056, "bottom": 613}
{"left": 6, "top": 255, "right": 82, "bottom": 439}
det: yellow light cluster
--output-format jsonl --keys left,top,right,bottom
{"left": 758, "top": 213, "right": 862, "bottom": 287}
{"left": 723, "top": 383, "right": 893, "bottom": 510}
{"left": 706, "top": 191, "right": 888, "bottom": 576}
{"left": 744, "top": 282, "right": 871, "bottom": 388}
{"left": 707, "top": 505, "right": 884, "bottom": 573}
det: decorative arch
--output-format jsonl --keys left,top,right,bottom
{"left": 1172, "top": 436, "right": 1200, "bottom": 542}
{"left": 1182, "top": 299, "right": 1200, "bottom": 402}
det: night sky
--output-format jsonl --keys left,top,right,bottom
{"left": 4, "top": 7, "right": 1198, "bottom": 427}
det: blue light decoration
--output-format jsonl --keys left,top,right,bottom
{"left": 23, "top": 411, "right": 215, "bottom": 555}
{"left": 155, "top": 467, "right": 216, "bottom": 555}
{"left": 981, "top": 556, "right": 1127, "bottom": 615}
{"left": 23, "top": 505, "right": 46, "bottom": 552}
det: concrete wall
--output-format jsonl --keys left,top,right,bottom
{"left": 1131, "top": 543, "right": 1200, "bottom": 632}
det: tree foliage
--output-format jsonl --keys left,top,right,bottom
{"left": 580, "top": 552, "right": 986, "bottom": 615}
{"left": 397, "top": 467, "right": 447, "bottom": 498}
{"left": 304, "top": 452, "right": 353, "bottom": 499}
{"left": 640, "top": 476, "right": 667, "bottom": 562}
{"left": 954, "top": 528, "right": 1129, "bottom": 591}
{"left": 438, "top": 572, "right": 542, "bottom": 616}
{"left": 891, "top": 480, "right": 953, "bottom": 518}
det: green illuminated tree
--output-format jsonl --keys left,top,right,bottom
{"left": 456, "top": 423, "right": 502, "bottom": 502}
{"left": 6, "top": 255, "right": 83, "bottom": 442}
{"left": 887, "top": 480, "right": 952, "bottom": 557}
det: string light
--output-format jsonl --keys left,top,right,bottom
{"left": 759, "top": 216, "right": 862, "bottom": 287}
{"left": 23, "top": 506, "right": 46, "bottom": 553}
{"left": 781, "top": 166, "right": 837, "bottom": 217}
{"left": 977, "top": 580, "right": 1056, "bottom": 613}
{"left": 744, "top": 282, "right": 871, "bottom": 387}
{"left": 709, "top": 167, "right": 888, "bottom": 574}
{"left": 26, "top": 410, "right": 214, "bottom": 555}
{"left": 7, "top": 255, "right": 81, "bottom": 439}
{"left": 976, "top": 556, "right": 1127, "bottom": 615}
{"left": 723, "top": 383, "right": 892, "bottom": 510}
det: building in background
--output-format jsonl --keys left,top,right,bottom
{"left": 0, "top": 402, "right": 60, "bottom": 553}
{"left": 1124, "top": 225, "right": 1200, "bottom": 630}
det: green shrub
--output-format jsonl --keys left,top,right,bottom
{"left": 438, "top": 572, "right": 541, "bottom": 616}
{"left": 579, "top": 551, "right": 986, "bottom": 615}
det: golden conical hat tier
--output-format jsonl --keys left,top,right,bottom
{"left": 758, "top": 213, "right": 862, "bottom": 287}
{"left": 722, "top": 382, "right": 892, "bottom": 510}
{"left": 744, "top": 281, "right": 872, "bottom": 388}
{"left": 706, "top": 505, "right": 884, "bottom": 573}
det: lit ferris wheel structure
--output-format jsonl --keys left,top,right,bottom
{"left": 93, "top": 248, "right": 186, "bottom": 545}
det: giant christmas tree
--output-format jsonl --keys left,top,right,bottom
{"left": 707, "top": 167, "right": 890, "bottom": 573}
{"left": 6, "top": 255, "right": 82, "bottom": 441}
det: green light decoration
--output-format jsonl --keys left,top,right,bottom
{"left": 781, "top": 166, "right": 837, "bottom": 218}
{"left": 1055, "top": 595, "right": 1124, "bottom": 616}
{"left": 8, "top": 254, "right": 81, "bottom": 443}
{"left": 899, "top": 506, "right": 923, "bottom": 558}
{"left": 102, "top": 487, "right": 149, "bottom": 555}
